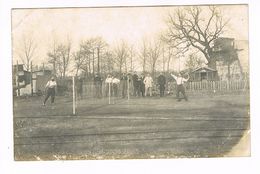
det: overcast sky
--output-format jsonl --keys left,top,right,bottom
{"left": 11, "top": 4, "right": 248, "bottom": 69}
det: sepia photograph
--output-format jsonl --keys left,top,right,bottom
{"left": 11, "top": 4, "right": 250, "bottom": 161}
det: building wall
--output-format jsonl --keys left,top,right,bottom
{"left": 234, "top": 40, "right": 249, "bottom": 73}
{"left": 215, "top": 39, "right": 249, "bottom": 81}
{"left": 216, "top": 60, "right": 242, "bottom": 81}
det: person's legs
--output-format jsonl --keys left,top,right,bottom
{"left": 149, "top": 87, "right": 152, "bottom": 96}
{"left": 98, "top": 85, "right": 101, "bottom": 98}
{"left": 105, "top": 85, "right": 109, "bottom": 97}
{"left": 145, "top": 86, "right": 148, "bottom": 96}
{"left": 180, "top": 85, "right": 188, "bottom": 101}
{"left": 114, "top": 85, "right": 118, "bottom": 97}
{"left": 141, "top": 85, "right": 145, "bottom": 97}
{"left": 43, "top": 89, "right": 51, "bottom": 105}
{"left": 99, "top": 84, "right": 102, "bottom": 98}
{"left": 133, "top": 85, "right": 137, "bottom": 96}
{"left": 159, "top": 85, "right": 163, "bottom": 97}
{"left": 50, "top": 88, "right": 55, "bottom": 104}
{"left": 110, "top": 84, "right": 113, "bottom": 97}
{"left": 122, "top": 83, "right": 126, "bottom": 98}
{"left": 95, "top": 85, "right": 98, "bottom": 98}
{"left": 176, "top": 85, "right": 181, "bottom": 101}
{"left": 51, "top": 94, "right": 55, "bottom": 103}
{"left": 162, "top": 85, "right": 165, "bottom": 96}
{"left": 98, "top": 84, "right": 102, "bottom": 98}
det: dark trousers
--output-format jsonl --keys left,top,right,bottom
{"left": 113, "top": 84, "right": 118, "bottom": 97}
{"left": 95, "top": 84, "right": 102, "bottom": 98}
{"left": 176, "top": 84, "right": 188, "bottom": 101}
{"left": 133, "top": 84, "right": 138, "bottom": 96}
{"left": 122, "top": 81, "right": 127, "bottom": 98}
{"left": 159, "top": 85, "right": 165, "bottom": 97}
{"left": 44, "top": 88, "right": 55, "bottom": 104}
{"left": 140, "top": 84, "right": 145, "bottom": 97}
{"left": 105, "top": 84, "right": 112, "bottom": 97}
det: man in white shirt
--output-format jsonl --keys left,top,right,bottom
{"left": 171, "top": 72, "right": 189, "bottom": 101}
{"left": 144, "top": 73, "right": 153, "bottom": 97}
{"left": 43, "top": 76, "right": 57, "bottom": 105}
{"left": 105, "top": 74, "right": 113, "bottom": 97}
{"left": 112, "top": 76, "right": 120, "bottom": 97}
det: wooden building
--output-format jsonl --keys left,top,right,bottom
{"left": 190, "top": 66, "right": 218, "bottom": 81}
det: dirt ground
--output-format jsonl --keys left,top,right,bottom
{"left": 13, "top": 93, "right": 250, "bottom": 160}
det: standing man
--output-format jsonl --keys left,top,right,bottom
{"left": 136, "top": 75, "right": 142, "bottom": 97}
{"left": 170, "top": 72, "right": 190, "bottom": 101}
{"left": 121, "top": 73, "right": 128, "bottom": 98}
{"left": 132, "top": 71, "right": 138, "bottom": 97}
{"left": 43, "top": 76, "right": 57, "bottom": 106}
{"left": 94, "top": 73, "right": 102, "bottom": 98}
{"left": 144, "top": 73, "right": 153, "bottom": 97}
{"left": 112, "top": 76, "right": 120, "bottom": 97}
{"left": 139, "top": 73, "right": 145, "bottom": 97}
{"left": 77, "top": 76, "right": 83, "bottom": 100}
{"left": 157, "top": 72, "right": 166, "bottom": 97}
{"left": 105, "top": 74, "right": 113, "bottom": 97}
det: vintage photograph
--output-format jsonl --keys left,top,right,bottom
{"left": 12, "top": 4, "right": 249, "bottom": 160}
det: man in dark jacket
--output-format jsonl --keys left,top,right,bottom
{"left": 121, "top": 73, "right": 128, "bottom": 98}
{"left": 132, "top": 71, "right": 139, "bottom": 97}
{"left": 76, "top": 76, "right": 83, "bottom": 100}
{"left": 157, "top": 72, "right": 166, "bottom": 97}
{"left": 94, "top": 73, "right": 102, "bottom": 98}
{"left": 139, "top": 73, "right": 145, "bottom": 97}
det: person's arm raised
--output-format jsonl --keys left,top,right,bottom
{"left": 170, "top": 73, "right": 177, "bottom": 80}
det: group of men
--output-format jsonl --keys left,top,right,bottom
{"left": 42, "top": 71, "right": 190, "bottom": 106}
{"left": 132, "top": 72, "right": 162, "bottom": 97}
{"left": 93, "top": 71, "right": 190, "bottom": 101}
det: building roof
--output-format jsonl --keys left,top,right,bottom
{"left": 191, "top": 66, "right": 217, "bottom": 73}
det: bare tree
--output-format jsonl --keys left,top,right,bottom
{"left": 17, "top": 33, "right": 37, "bottom": 71}
{"left": 114, "top": 40, "right": 129, "bottom": 74}
{"left": 102, "top": 50, "right": 114, "bottom": 74}
{"left": 165, "top": 6, "right": 229, "bottom": 68}
{"left": 48, "top": 37, "right": 72, "bottom": 78}
{"left": 47, "top": 37, "right": 58, "bottom": 76}
{"left": 166, "top": 46, "right": 175, "bottom": 72}
{"left": 92, "top": 37, "right": 108, "bottom": 74}
{"left": 73, "top": 48, "right": 84, "bottom": 77}
{"left": 185, "top": 53, "right": 205, "bottom": 71}
{"left": 147, "top": 40, "right": 161, "bottom": 77}
{"left": 139, "top": 39, "right": 148, "bottom": 73}
{"left": 79, "top": 37, "right": 107, "bottom": 76}
{"left": 56, "top": 42, "right": 71, "bottom": 78}
{"left": 128, "top": 45, "right": 135, "bottom": 72}
{"left": 80, "top": 39, "right": 96, "bottom": 76}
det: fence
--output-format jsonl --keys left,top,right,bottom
{"left": 81, "top": 81, "right": 133, "bottom": 98}
{"left": 185, "top": 80, "right": 249, "bottom": 91}
{"left": 79, "top": 79, "right": 249, "bottom": 99}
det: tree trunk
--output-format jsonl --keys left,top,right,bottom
{"left": 130, "top": 55, "right": 133, "bottom": 72}
{"left": 75, "top": 67, "right": 79, "bottom": 77}
{"left": 227, "top": 62, "right": 231, "bottom": 81}
{"left": 142, "top": 57, "right": 146, "bottom": 73}
{"left": 88, "top": 55, "right": 91, "bottom": 77}
{"left": 53, "top": 62, "right": 56, "bottom": 76}
{"left": 92, "top": 50, "right": 95, "bottom": 76}
{"left": 119, "top": 64, "right": 122, "bottom": 75}
{"left": 97, "top": 48, "right": 100, "bottom": 74}
{"left": 207, "top": 52, "right": 216, "bottom": 69}
{"left": 207, "top": 60, "right": 216, "bottom": 69}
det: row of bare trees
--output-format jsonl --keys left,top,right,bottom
{"left": 71, "top": 37, "right": 178, "bottom": 78}
{"left": 16, "top": 6, "right": 228, "bottom": 78}
{"left": 47, "top": 37, "right": 72, "bottom": 78}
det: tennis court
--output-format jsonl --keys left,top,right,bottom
{"left": 13, "top": 93, "right": 250, "bottom": 160}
